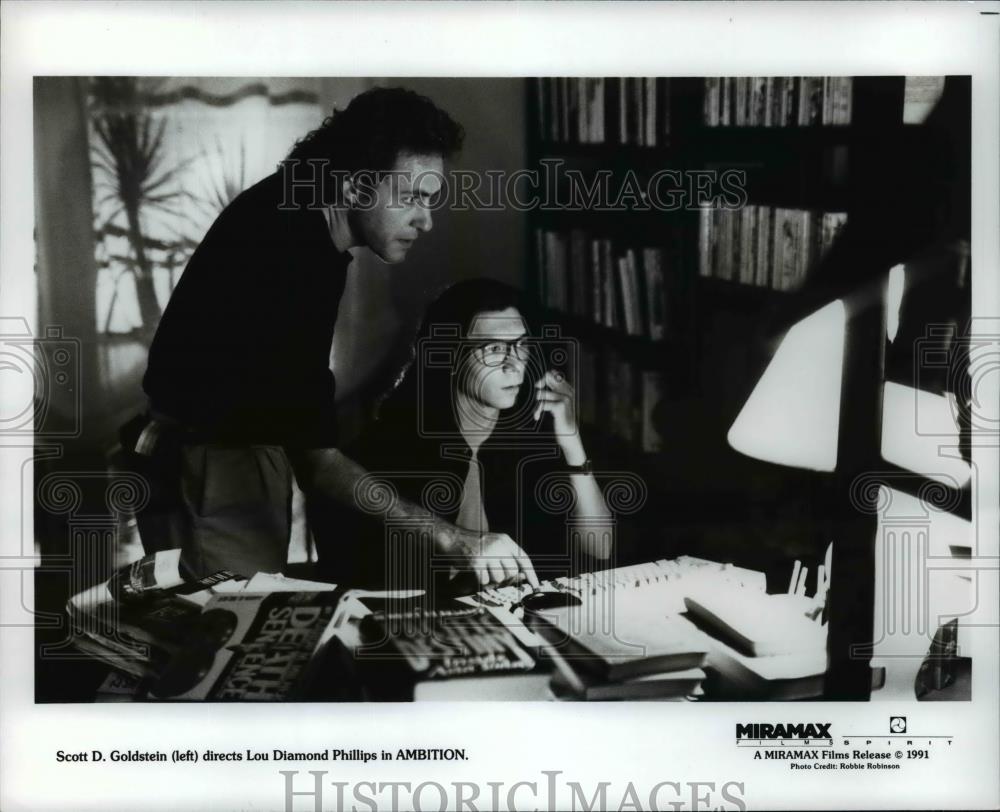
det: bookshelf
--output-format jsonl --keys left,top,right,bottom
{"left": 524, "top": 75, "right": 960, "bottom": 444}
{"left": 524, "top": 76, "right": 971, "bottom": 699}
{"left": 525, "top": 77, "right": 880, "bottom": 467}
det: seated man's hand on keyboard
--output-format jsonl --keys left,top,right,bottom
{"left": 437, "top": 526, "right": 540, "bottom": 590}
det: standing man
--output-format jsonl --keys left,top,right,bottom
{"left": 139, "top": 87, "right": 538, "bottom": 590}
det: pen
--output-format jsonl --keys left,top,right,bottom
{"left": 788, "top": 560, "right": 802, "bottom": 595}
{"left": 535, "top": 631, "right": 587, "bottom": 697}
{"left": 795, "top": 566, "right": 809, "bottom": 596}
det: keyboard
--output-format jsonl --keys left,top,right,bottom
{"left": 473, "top": 556, "right": 766, "bottom": 616}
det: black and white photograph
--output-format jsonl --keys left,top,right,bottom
{"left": 29, "top": 71, "right": 976, "bottom": 704}
{"left": 2, "top": 3, "right": 998, "bottom": 811}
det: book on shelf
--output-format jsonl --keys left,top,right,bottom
{"left": 754, "top": 207, "right": 772, "bottom": 287}
{"left": 576, "top": 78, "right": 588, "bottom": 145}
{"left": 639, "top": 370, "right": 665, "bottom": 453}
{"left": 643, "top": 77, "right": 657, "bottom": 147}
{"left": 577, "top": 344, "right": 599, "bottom": 427}
{"left": 550, "top": 79, "right": 561, "bottom": 142}
{"left": 735, "top": 76, "right": 748, "bottom": 127}
{"left": 601, "top": 239, "right": 616, "bottom": 329}
{"left": 604, "top": 351, "right": 637, "bottom": 445}
{"left": 820, "top": 211, "right": 848, "bottom": 259}
{"left": 617, "top": 250, "right": 642, "bottom": 336}
{"left": 588, "top": 239, "right": 604, "bottom": 323}
{"left": 536, "top": 77, "right": 549, "bottom": 143}
{"left": 739, "top": 206, "right": 755, "bottom": 285}
{"left": 775, "top": 207, "right": 798, "bottom": 291}
{"left": 573, "top": 347, "right": 665, "bottom": 452}
{"left": 660, "top": 78, "right": 671, "bottom": 143}
{"left": 617, "top": 77, "right": 628, "bottom": 144}
{"left": 703, "top": 77, "right": 853, "bottom": 127}
{"left": 820, "top": 77, "right": 853, "bottom": 125}
{"left": 642, "top": 247, "right": 666, "bottom": 340}
{"left": 535, "top": 226, "right": 673, "bottom": 341}
{"left": 569, "top": 228, "right": 589, "bottom": 318}
{"left": 593, "top": 78, "right": 607, "bottom": 143}
{"left": 798, "top": 77, "right": 823, "bottom": 125}
{"left": 628, "top": 78, "right": 641, "bottom": 146}
{"left": 540, "top": 229, "right": 569, "bottom": 312}
{"left": 536, "top": 77, "right": 670, "bottom": 146}
{"left": 697, "top": 205, "right": 848, "bottom": 291}
{"left": 751, "top": 76, "right": 767, "bottom": 127}
{"left": 562, "top": 78, "right": 573, "bottom": 144}
{"left": 698, "top": 204, "right": 712, "bottom": 278}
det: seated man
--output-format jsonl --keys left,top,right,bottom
{"left": 313, "top": 278, "right": 611, "bottom": 592}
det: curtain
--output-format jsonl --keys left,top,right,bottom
{"left": 88, "top": 77, "right": 324, "bottom": 334}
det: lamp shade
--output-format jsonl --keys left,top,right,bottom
{"left": 727, "top": 300, "right": 846, "bottom": 471}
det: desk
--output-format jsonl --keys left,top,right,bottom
{"left": 323, "top": 575, "right": 828, "bottom": 702}
{"left": 72, "top": 557, "right": 828, "bottom": 702}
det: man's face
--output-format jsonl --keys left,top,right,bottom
{"left": 349, "top": 153, "right": 443, "bottom": 263}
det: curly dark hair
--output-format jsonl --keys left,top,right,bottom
{"left": 287, "top": 86, "right": 464, "bottom": 176}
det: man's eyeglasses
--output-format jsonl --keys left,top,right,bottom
{"left": 473, "top": 338, "right": 534, "bottom": 367}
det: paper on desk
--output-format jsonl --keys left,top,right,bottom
{"left": 241, "top": 571, "right": 339, "bottom": 593}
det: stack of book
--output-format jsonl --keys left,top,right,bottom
{"left": 67, "top": 549, "right": 347, "bottom": 701}
{"left": 682, "top": 590, "right": 828, "bottom": 700}
{"left": 67, "top": 548, "right": 241, "bottom": 681}
{"left": 533, "top": 607, "right": 709, "bottom": 701}
{"left": 703, "top": 77, "right": 853, "bottom": 127}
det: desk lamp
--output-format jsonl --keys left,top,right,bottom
{"left": 724, "top": 250, "right": 974, "bottom": 701}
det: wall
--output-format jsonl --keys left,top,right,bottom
{"left": 324, "top": 78, "right": 528, "bottom": 427}
{"left": 33, "top": 77, "right": 101, "bottom": 444}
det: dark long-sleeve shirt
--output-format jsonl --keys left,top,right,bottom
{"left": 143, "top": 171, "right": 351, "bottom": 448}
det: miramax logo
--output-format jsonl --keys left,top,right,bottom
{"left": 736, "top": 723, "right": 832, "bottom": 740}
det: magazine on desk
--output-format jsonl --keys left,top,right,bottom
{"left": 3, "top": 3, "right": 998, "bottom": 811}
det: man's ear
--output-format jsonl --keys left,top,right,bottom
{"left": 342, "top": 177, "right": 359, "bottom": 208}
{"left": 344, "top": 171, "right": 379, "bottom": 210}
